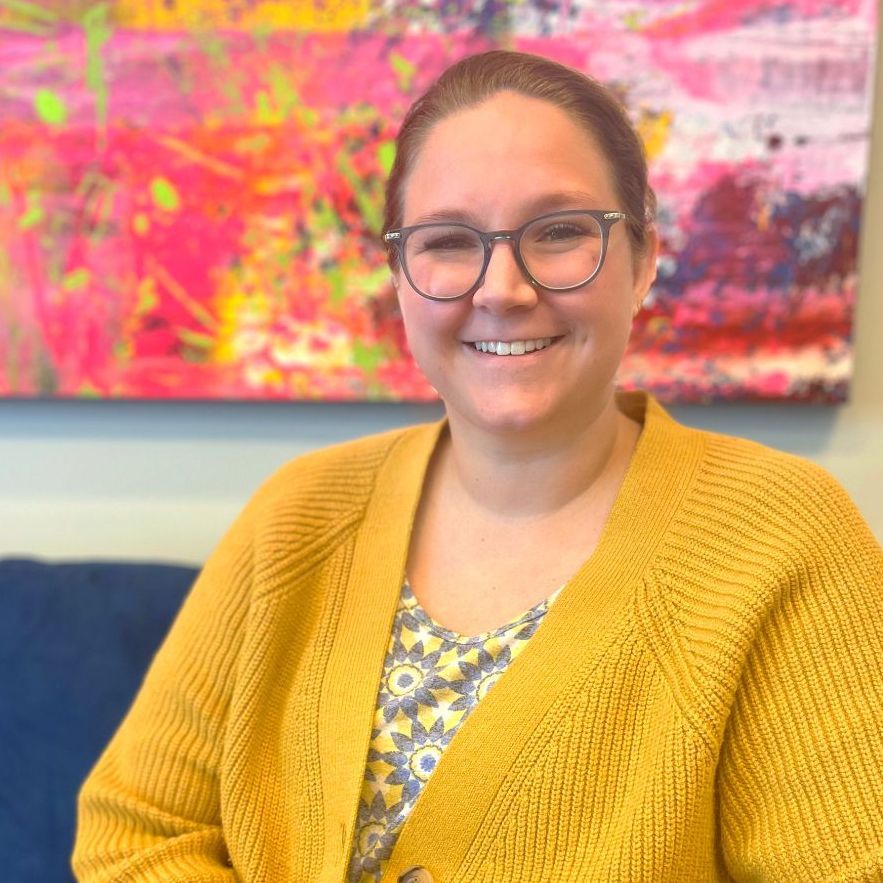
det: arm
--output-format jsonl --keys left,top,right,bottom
{"left": 719, "top": 484, "right": 883, "bottom": 882}
{"left": 71, "top": 513, "right": 253, "bottom": 882}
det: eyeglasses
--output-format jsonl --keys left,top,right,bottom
{"left": 384, "top": 209, "right": 628, "bottom": 301}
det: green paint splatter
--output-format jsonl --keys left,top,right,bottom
{"left": 268, "top": 65, "right": 318, "bottom": 127}
{"left": 62, "top": 268, "right": 90, "bottom": 291}
{"left": 0, "top": 180, "right": 12, "bottom": 207}
{"left": 0, "top": 0, "right": 57, "bottom": 23}
{"left": 327, "top": 266, "right": 346, "bottom": 305}
{"left": 312, "top": 200, "right": 340, "bottom": 233}
{"left": 254, "top": 90, "right": 273, "bottom": 124}
{"left": 361, "top": 266, "right": 391, "bottom": 295}
{"left": 178, "top": 328, "right": 215, "bottom": 350}
{"left": 378, "top": 141, "right": 396, "bottom": 176}
{"left": 34, "top": 89, "right": 67, "bottom": 125}
{"left": 194, "top": 32, "right": 243, "bottom": 115}
{"left": 196, "top": 30, "right": 228, "bottom": 64}
{"left": 268, "top": 66, "right": 298, "bottom": 119}
{"left": 390, "top": 52, "right": 416, "bottom": 91}
{"left": 0, "top": 0, "right": 57, "bottom": 33}
{"left": 353, "top": 341, "right": 386, "bottom": 374}
{"left": 18, "top": 190, "right": 43, "bottom": 230}
{"left": 150, "top": 177, "right": 181, "bottom": 212}
{"left": 336, "top": 152, "right": 383, "bottom": 234}
{"left": 82, "top": 3, "right": 112, "bottom": 140}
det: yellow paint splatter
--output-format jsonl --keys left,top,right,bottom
{"left": 636, "top": 108, "right": 673, "bottom": 161}
{"left": 136, "top": 277, "right": 159, "bottom": 313}
{"left": 133, "top": 212, "right": 150, "bottom": 235}
{"left": 154, "top": 134, "right": 244, "bottom": 179}
{"left": 114, "top": 0, "right": 371, "bottom": 32}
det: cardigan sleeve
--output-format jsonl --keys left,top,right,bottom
{"left": 717, "top": 479, "right": 883, "bottom": 882}
{"left": 71, "top": 508, "right": 254, "bottom": 882}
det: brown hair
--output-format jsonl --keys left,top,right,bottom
{"left": 383, "top": 49, "right": 656, "bottom": 263}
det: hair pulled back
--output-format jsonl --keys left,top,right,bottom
{"left": 383, "top": 50, "right": 656, "bottom": 263}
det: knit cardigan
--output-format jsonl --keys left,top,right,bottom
{"left": 73, "top": 392, "right": 883, "bottom": 883}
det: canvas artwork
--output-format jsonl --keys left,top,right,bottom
{"left": 0, "top": 0, "right": 876, "bottom": 401}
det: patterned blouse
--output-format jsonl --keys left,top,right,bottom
{"left": 347, "top": 581, "right": 562, "bottom": 882}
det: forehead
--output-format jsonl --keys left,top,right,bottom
{"left": 402, "top": 91, "right": 617, "bottom": 224}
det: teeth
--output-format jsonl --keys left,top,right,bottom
{"left": 472, "top": 337, "right": 553, "bottom": 356}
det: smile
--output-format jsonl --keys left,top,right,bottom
{"left": 471, "top": 337, "right": 555, "bottom": 356}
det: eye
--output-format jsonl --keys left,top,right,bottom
{"left": 525, "top": 214, "right": 603, "bottom": 251}
{"left": 411, "top": 226, "right": 482, "bottom": 256}
{"left": 421, "top": 234, "right": 478, "bottom": 252}
{"left": 538, "top": 222, "right": 588, "bottom": 242}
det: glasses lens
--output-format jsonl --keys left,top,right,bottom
{"left": 403, "top": 224, "right": 484, "bottom": 299}
{"left": 520, "top": 213, "right": 604, "bottom": 289}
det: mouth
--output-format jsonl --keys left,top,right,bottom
{"left": 468, "top": 336, "right": 560, "bottom": 356}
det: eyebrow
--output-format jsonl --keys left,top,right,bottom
{"left": 409, "top": 190, "right": 607, "bottom": 227}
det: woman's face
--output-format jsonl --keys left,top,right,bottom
{"left": 394, "top": 91, "right": 657, "bottom": 440}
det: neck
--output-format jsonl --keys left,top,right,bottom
{"left": 438, "top": 394, "right": 640, "bottom": 520}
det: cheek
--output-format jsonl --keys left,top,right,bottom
{"left": 397, "top": 289, "right": 439, "bottom": 359}
{"left": 397, "top": 288, "right": 466, "bottom": 368}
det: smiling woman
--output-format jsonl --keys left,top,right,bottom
{"left": 72, "top": 51, "right": 883, "bottom": 883}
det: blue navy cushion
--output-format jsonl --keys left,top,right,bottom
{"left": 0, "top": 558, "right": 197, "bottom": 883}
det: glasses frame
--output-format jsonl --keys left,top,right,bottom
{"left": 384, "top": 209, "right": 628, "bottom": 302}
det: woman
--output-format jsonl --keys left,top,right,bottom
{"left": 73, "top": 51, "right": 883, "bottom": 882}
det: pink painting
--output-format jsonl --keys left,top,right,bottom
{"left": 0, "top": 0, "right": 876, "bottom": 401}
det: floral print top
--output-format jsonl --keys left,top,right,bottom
{"left": 347, "top": 580, "right": 562, "bottom": 882}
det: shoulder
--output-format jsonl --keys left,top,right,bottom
{"left": 244, "top": 421, "right": 440, "bottom": 529}
{"left": 682, "top": 423, "right": 879, "bottom": 591}
{"left": 201, "top": 420, "right": 443, "bottom": 594}
{"left": 685, "top": 424, "right": 868, "bottom": 554}
{"left": 632, "top": 392, "right": 870, "bottom": 556}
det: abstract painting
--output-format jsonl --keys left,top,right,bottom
{"left": 0, "top": 0, "right": 876, "bottom": 401}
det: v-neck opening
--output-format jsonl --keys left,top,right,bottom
{"left": 401, "top": 579, "right": 565, "bottom": 645}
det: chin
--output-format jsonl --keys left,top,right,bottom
{"left": 447, "top": 394, "right": 567, "bottom": 436}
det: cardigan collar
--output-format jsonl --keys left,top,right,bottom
{"left": 318, "top": 391, "right": 706, "bottom": 881}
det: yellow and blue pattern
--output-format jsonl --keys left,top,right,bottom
{"left": 348, "top": 581, "right": 561, "bottom": 882}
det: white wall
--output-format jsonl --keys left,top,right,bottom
{"left": 2, "top": 47, "right": 881, "bottom": 564}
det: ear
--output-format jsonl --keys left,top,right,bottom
{"left": 631, "top": 227, "right": 659, "bottom": 316}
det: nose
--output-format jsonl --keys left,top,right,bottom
{"left": 471, "top": 238, "right": 539, "bottom": 312}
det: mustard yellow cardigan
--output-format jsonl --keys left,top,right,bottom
{"left": 73, "top": 393, "right": 883, "bottom": 882}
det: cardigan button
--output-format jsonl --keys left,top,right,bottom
{"left": 398, "top": 866, "right": 434, "bottom": 883}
